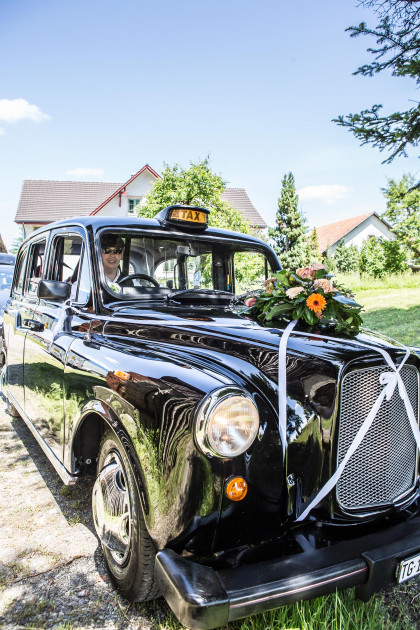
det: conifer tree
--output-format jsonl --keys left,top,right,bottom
{"left": 306, "top": 227, "right": 323, "bottom": 263}
{"left": 268, "top": 173, "right": 307, "bottom": 267}
{"left": 334, "top": 0, "right": 420, "bottom": 167}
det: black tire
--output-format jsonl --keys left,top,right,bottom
{"left": 93, "top": 429, "right": 159, "bottom": 601}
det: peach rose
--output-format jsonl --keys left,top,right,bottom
{"left": 313, "top": 278, "right": 333, "bottom": 293}
{"left": 286, "top": 286, "right": 304, "bottom": 299}
{"left": 310, "top": 263, "right": 327, "bottom": 272}
{"left": 244, "top": 297, "right": 257, "bottom": 307}
{"left": 296, "top": 267, "right": 312, "bottom": 279}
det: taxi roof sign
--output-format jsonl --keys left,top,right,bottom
{"left": 156, "top": 205, "right": 210, "bottom": 230}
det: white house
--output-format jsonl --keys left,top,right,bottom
{"left": 15, "top": 164, "right": 266, "bottom": 238}
{"left": 312, "top": 212, "right": 396, "bottom": 255}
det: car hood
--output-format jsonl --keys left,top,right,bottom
{"left": 101, "top": 304, "right": 416, "bottom": 411}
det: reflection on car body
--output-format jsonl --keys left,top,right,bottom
{"left": 1, "top": 206, "right": 420, "bottom": 629}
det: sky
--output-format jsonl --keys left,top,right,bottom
{"left": 0, "top": 0, "right": 418, "bottom": 250}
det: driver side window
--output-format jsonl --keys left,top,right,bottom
{"left": 48, "top": 234, "right": 91, "bottom": 304}
{"left": 26, "top": 240, "right": 47, "bottom": 296}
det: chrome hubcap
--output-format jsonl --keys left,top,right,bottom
{"left": 92, "top": 451, "right": 131, "bottom": 565}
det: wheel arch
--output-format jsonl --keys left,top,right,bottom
{"left": 68, "top": 401, "right": 152, "bottom": 523}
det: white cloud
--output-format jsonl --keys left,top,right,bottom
{"left": 65, "top": 168, "right": 104, "bottom": 178}
{"left": 0, "top": 128, "right": 4, "bottom": 135}
{"left": 0, "top": 98, "right": 50, "bottom": 124}
{"left": 298, "top": 185, "right": 353, "bottom": 205}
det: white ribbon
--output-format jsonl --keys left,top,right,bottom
{"left": 278, "top": 320, "right": 298, "bottom": 458}
{"left": 276, "top": 324, "right": 419, "bottom": 522}
{"left": 67, "top": 304, "right": 418, "bottom": 521}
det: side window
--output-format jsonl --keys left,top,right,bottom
{"left": 233, "top": 251, "right": 269, "bottom": 294}
{"left": 48, "top": 234, "right": 91, "bottom": 304}
{"left": 13, "top": 247, "right": 28, "bottom": 295}
{"left": 50, "top": 234, "right": 82, "bottom": 282}
{"left": 26, "top": 239, "right": 47, "bottom": 296}
{"left": 74, "top": 244, "right": 91, "bottom": 304}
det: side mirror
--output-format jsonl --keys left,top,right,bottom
{"left": 38, "top": 279, "right": 71, "bottom": 302}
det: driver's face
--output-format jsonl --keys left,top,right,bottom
{"left": 102, "top": 247, "right": 123, "bottom": 278}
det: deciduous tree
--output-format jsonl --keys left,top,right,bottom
{"left": 382, "top": 173, "right": 420, "bottom": 254}
{"left": 333, "top": 239, "right": 360, "bottom": 273}
{"left": 139, "top": 159, "right": 252, "bottom": 234}
{"left": 360, "top": 236, "right": 387, "bottom": 276}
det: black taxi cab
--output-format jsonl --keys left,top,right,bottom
{"left": 1, "top": 206, "right": 420, "bottom": 629}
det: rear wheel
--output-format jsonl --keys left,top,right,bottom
{"left": 92, "top": 430, "right": 158, "bottom": 601}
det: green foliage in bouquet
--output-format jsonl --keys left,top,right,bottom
{"left": 241, "top": 264, "right": 363, "bottom": 335}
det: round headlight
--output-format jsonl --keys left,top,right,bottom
{"left": 195, "top": 389, "right": 259, "bottom": 458}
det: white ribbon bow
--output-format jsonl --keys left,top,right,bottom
{"left": 379, "top": 370, "right": 405, "bottom": 401}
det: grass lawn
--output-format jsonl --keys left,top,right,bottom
{"left": 335, "top": 272, "right": 420, "bottom": 347}
{"left": 357, "top": 287, "right": 420, "bottom": 347}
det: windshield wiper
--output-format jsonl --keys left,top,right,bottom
{"left": 165, "top": 289, "right": 233, "bottom": 303}
{"left": 108, "top": 296, "right": 168, "bottom": 314}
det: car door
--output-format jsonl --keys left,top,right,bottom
{"left": 23, "top": 228, "right": 90, "bottom": 461}
{"left": 4, "top": 237, "right": 47, "bottom": 413}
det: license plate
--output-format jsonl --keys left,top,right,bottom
{"left": 397, "top": 552, "right": 420, "bottom": 583}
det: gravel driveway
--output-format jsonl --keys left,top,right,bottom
{"left": 0, "top": 398, "right": 170, "bottom": 629}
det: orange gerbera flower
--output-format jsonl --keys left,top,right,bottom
{"left": 306, "top": 293, "right": 327, "bottom": 313}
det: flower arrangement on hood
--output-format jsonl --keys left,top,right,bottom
{"left": 242, "top": 263, "right": 363, "bottom": 335}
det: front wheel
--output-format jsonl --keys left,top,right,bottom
{"left": 92, "top": 429, "right": 158, "bottom": 601}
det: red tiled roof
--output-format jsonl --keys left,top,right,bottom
{"left": 15, "top": 180, "right": 122, "bottom": 223}
{"left": 16, "top": 167, "right": 266, "bottom": 228}
{"left": 312, "top": 213, "right": 373, "bottom": 253}
{"left": 220, "top": 188, "right": 266, "bottom": 228}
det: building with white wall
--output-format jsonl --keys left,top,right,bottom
{"left": 16, "top": 164, "right": 266, "bottom": 238}
{"left": 312, "top": 212, "right": 396, "bottom": 255}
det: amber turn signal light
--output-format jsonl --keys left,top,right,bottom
{"left": 225, "top": 476, "right": 248, "bottom": 501}
{"left": 114, "top": 370, "right": 130, "bottom": 381}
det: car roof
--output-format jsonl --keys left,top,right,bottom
{"left": 22, "top": 215, "right": 269, "bottom": 248}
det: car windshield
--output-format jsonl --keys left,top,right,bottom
{"left": 0, "top": 265, "right": 14, "bottom": 291}
{"left": 99, "top": 231, "right": 277, "bottom": 301}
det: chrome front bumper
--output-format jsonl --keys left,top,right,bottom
{"left": 156, "top": 515, "right": 420, "bottom": 629}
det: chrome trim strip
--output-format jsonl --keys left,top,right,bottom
{"left": 4, "top": 388, "right": 78, "bottom": 486}
{"left": 229, "top": 566, "right": 368, "bottom": 608}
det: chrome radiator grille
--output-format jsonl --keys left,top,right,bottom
{"left": 336, "top": 365, "right": 419, "bottom": 511}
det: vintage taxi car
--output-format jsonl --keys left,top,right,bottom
{"left": 1, "top": 207, "right": 420, "bottom": 629}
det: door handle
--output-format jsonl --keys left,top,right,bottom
{"left": 24, "top": 319, "right": 44, "bottom": 332}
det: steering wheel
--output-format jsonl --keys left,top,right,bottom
{"left": 118, "top": 273, "right": 159, "bottom": 287}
